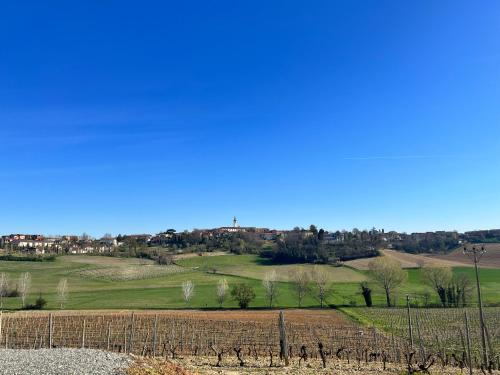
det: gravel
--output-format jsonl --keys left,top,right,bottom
{"left": 0, "top": 349, "right": 132, "bottom": 375}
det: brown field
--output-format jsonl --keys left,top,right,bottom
{"left": 344, "top": 249, "right": 468, "bottom": 270}
{"left": 6, "top": 309, "right": 353, "bottom": 324}
{"left": 173, "top": 251, "right": 231, "bottom": 260}
{"left": 432, "top": 243, "right": 500, "bottom": 268}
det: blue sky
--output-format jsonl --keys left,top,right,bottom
{"left": 1, "top": 1, "right": 499, "bottom": 236}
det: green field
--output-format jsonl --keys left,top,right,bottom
{"left": 0, "top": 254, "right": 499, "bottom": 310}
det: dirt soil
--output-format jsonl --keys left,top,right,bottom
{"left": 432, "top": 243, "right": 500, "bottom": 268}
{"left": 129, "top": 355, "right": 496, "bottom": 375}
{"left": 5, "top": 309, "right": 352, "bottom": 324}
{"left": 344, "top": 249, "right": 470, "bottom": 270}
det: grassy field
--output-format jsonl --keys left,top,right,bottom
{"left": 0, "top": 253, "right": 499, "bottom": 310}
{"left": 176, "top": 254, "right": 366, "bottom": 282}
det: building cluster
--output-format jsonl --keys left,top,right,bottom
{"left": 1, "top": 217, "right": 498, "bottom": 256}
{"left": 0, "top": 234, "right": 117, "bottom": 255}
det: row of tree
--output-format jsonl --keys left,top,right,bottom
{"left": 0, "top": 272, "right": 68, "bottom": 310}
{"left": 364, "top": 258, "right": 472, "bottom": 307}
{"left": 180, "top": 266, "right": 333, "bottom": 309}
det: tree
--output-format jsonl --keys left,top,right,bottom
{"left": 311, "top": 266, "right": 330, "bottom": 308}
{"left": 360, "top": 282, "right": 372, "bottom": 307}
{"left": 182, "top": 280, "right": 194, "bottom": 306}
{"left": 449, "top": 273, "right": 472, "bottom": 307}
{"left": 18, "top": 272, "right": 31, "bottom": 308}
{"left": 231, "top": 284, "right": 255, "bottom": 309}
{"left": 368, "top": 257, "right": 406, "bottom": 307}
{"left": 421, "top": 266, "right": 452, "bottom": 307}
{"left": 290, "top": 268, "right": 310, "bottom": 307}
{"left": 318, "top": 229, "right": 325, "bottom": 241}
{"left": 57, "top": 278, "right": 69, "bottom": 309}
{"left": 0, "top": 273, "right": 8, "bottom": 309}
{"left": 216, "top": 278, "right": 229, "bottom": 308}
{"left": 262, "top": 270, "right": 279, "bottom": 308}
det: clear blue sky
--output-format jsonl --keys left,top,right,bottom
{"left": 1, "top": 1, "right": 499, "bottom": 236}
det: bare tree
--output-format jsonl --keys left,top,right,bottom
{"left": 18, "top": 272, "right": 31, "bottom": 308}
{"left": 290, "top": 268, "right": 310, "bottom": 307}
{"left": 57, "top": 278, "right": 69, "bottom": 309}
{"left": 369, "top": 257, "right": 407, "bottom": 307}
{"left": 182, "top": 280, "right": 194, "bottom": 306}
{"left": 311, "top": 266, "right": 330, "bottom": 308}
{"left": 421, "top": 266, "right": 452, "bottom": 307}
{"left": 216, "top": 278, "right": 229, "bottom": 308}
{"left": 0, "top": 273, "right": 9, "bottom": 309}
{"left": 262, "top": 270, "right": 279, "bottom": 308}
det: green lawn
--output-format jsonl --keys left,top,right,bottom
{"left": 0, "top": 254, "right": 498, "bottom": 310}
{"left": 177, "top": 254, "right": 366, "bottom": 282}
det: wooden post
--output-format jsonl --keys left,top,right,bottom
{"left": 106, "top": 322, "right": 111, "bottom": 351}
{"left": 49, "top": 313, "right": 53, "bottom": 349}
{"left": 0, "top": 310, "right": 3, "bottom": 346}
{"left": 128, "top": 313, "right": 135, "bottom": 353}
{"left": 82, "top": 319, "right": 86, "bottom": 348}
{"left": 464, "top": 311, "right": 473, "bottom": 375}
{"left": 152, "top": 314, "right": 158, "bottom": 357}
{"left": 415, "top": 312, "right": 425, "bottom": 361}
{"left": 278, "top": 311, "right": 289, "bottom": 366}
{"left": 123, "top": 324, "right": 127, "bottom": 353}
{"left": 406, "top": 295, "right": 413, "bottom": 350}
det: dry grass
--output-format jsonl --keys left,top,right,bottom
{"left": 131, "top": 355, "right": 497, "bottom": 375}
{"left": 128, "top": 357, "right": 195, "bottom": 375}
{"left": 433, "top": 243, "right": 500, "bottom": 268}
{"left": 62, "top": 255, "right": 155, "bottom": 266}
{"left": 173, "top": 251, "right": 231, "bottom": 260}
{"left": 344, "top": 249, "right": 469, "bottom": 270}
{"left": 73, "top": 264, "right": 186, "bottom": 281}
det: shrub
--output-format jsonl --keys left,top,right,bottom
{"left": 24, "top": 294, "right": 47, "bottom": 310}
{"left": 231, "top": 284, "right": 256, "bottom": 309}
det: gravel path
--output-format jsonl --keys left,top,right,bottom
{"left": 0, "top": 349, "right": 132, "bottom": 375}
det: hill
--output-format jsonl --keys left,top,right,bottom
{"left": 432, "top": 243, "right": 500, "bottom": 268}
{"left": 344, "top": 249, "right": 468, "bottom": 270}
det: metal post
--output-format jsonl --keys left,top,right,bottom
{"left": 406, "top": 295, "right": 413, "bottom": 350}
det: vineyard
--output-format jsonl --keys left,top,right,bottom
{"left": 1, "top": 309, "right": 499, "bottom": 373}
{"left": 346, "top": 307, "right": 500, "bottom": 371}
{"left": 72, "top": 264, "right": 186, "bottom": 281}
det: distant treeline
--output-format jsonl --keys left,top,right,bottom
{"left": 270, "top": 227, "right": 381, "bottom": 264}
{"left": 114, "top": 226, "right": 382, "bottom": 265}
{"left": 0, "top": 254, "right": 57, "bottom": 262}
